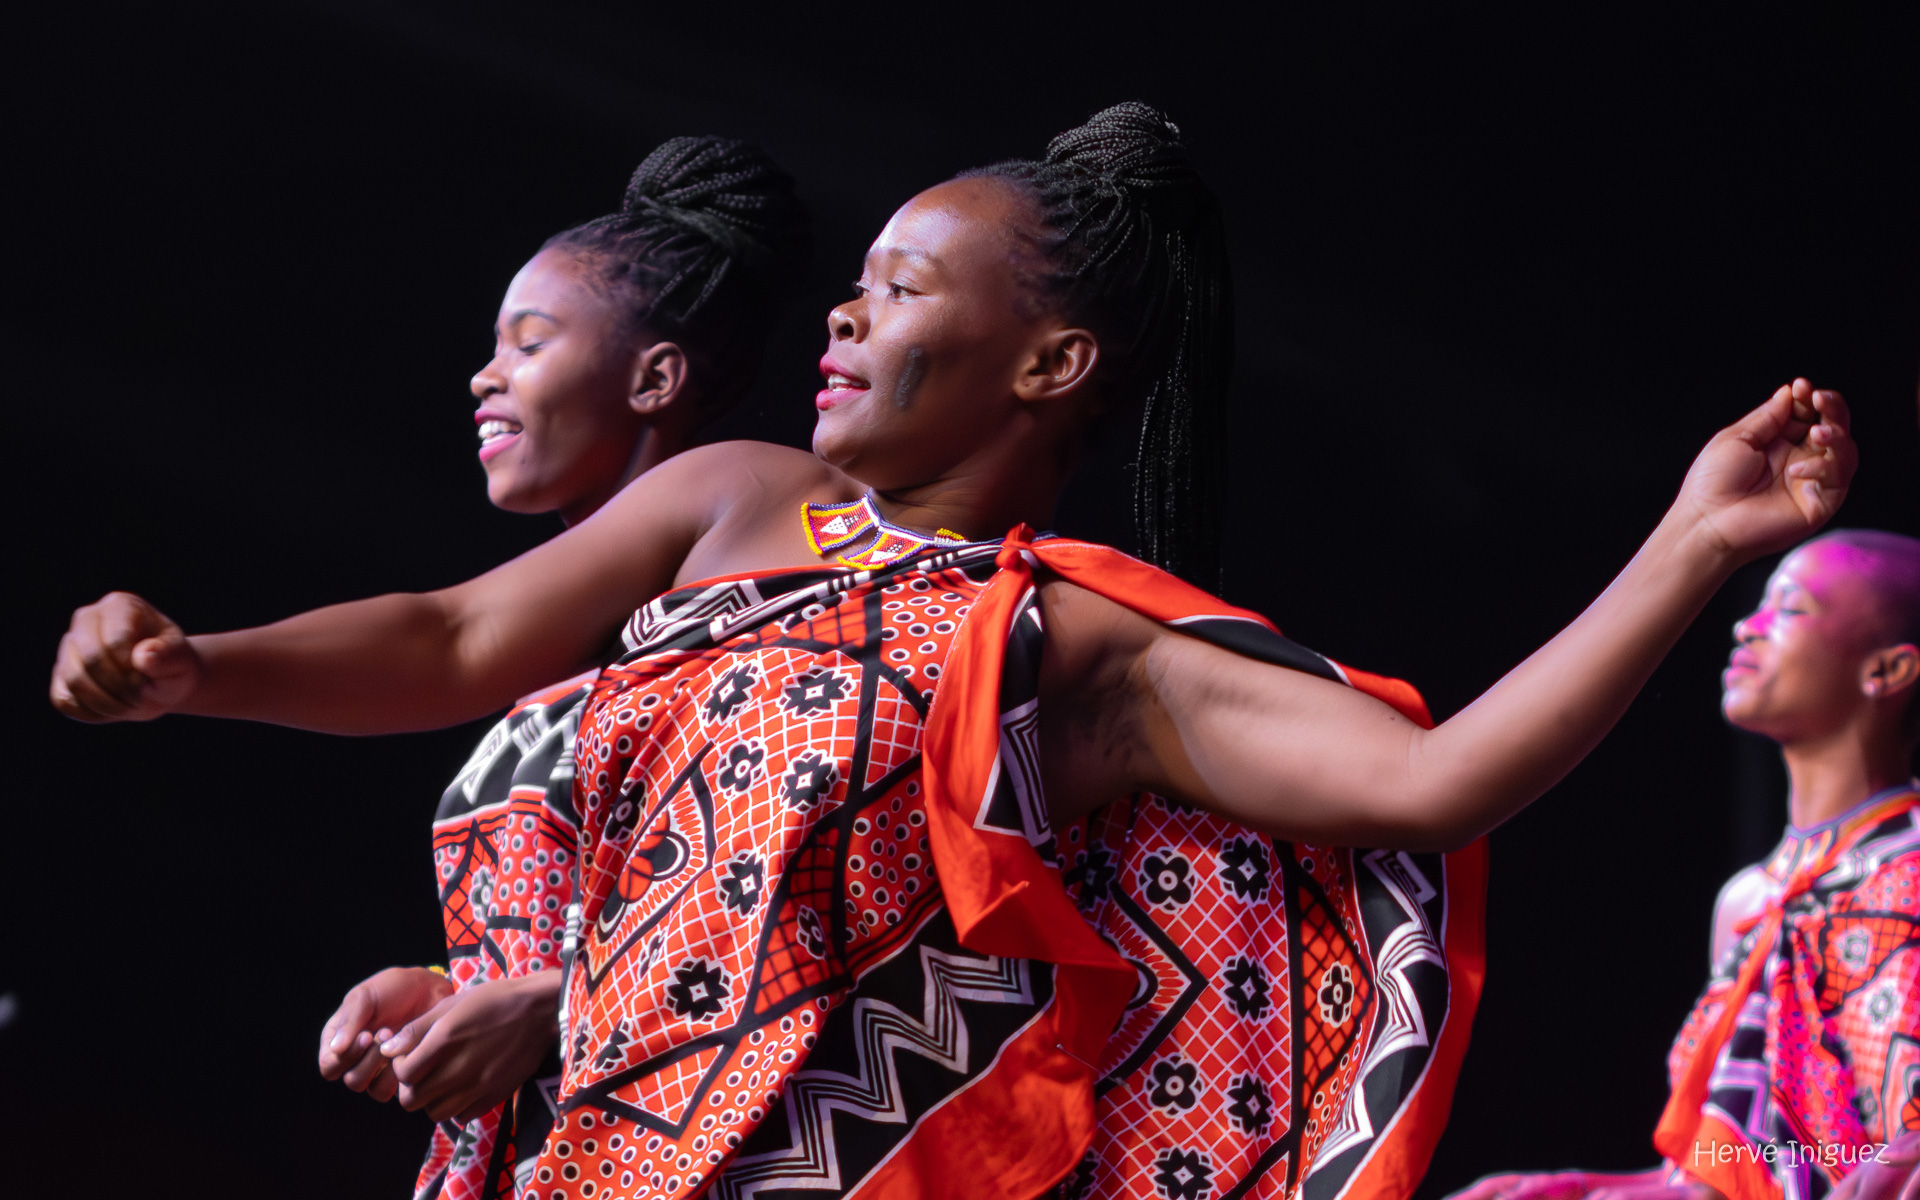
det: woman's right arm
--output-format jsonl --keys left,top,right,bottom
{"left": 49, "top": 442, "right": 782, "bottom": 734}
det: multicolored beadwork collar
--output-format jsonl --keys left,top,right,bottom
{"left": 802, "top": 493, "right": 970, "bottom": 569}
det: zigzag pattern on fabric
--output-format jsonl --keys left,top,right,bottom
{"left": 714, "top": 946, "right": 1036, "bottom": 1199}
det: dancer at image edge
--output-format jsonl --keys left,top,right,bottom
{"left": 1449, "top": 531, "right": 1920, "bottom": 1200}
{"left": 51, "top": 103, "right": 1855, "bottom": 1200}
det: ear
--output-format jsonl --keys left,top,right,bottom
{"left": 1012, "top": 328, "right": 1099, "bottom": 406}
{"left": 629, "top": 342, "right": 689, "bottom": 416}
{"left": 1861, "top": 643, "right": 1920, "bottom": 701}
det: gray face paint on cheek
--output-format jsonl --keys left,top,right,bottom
{"left": 891, "top": 347, "right": 927, "bottom": 409}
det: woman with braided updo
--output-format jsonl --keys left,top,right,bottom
{"left": 472, "top": 135, "right": 810, "bottom": 526}
{"left": 54, "top": 104, "right": 1855, "bottom": 1198}
{"left": 315, "top": 135, "right": 809, "bottom": 1199}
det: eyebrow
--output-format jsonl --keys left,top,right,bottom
{"left": 494, "top": 308, "right": 561, "bottom": 339}
{"left": 876, "top": 246, "right": 940, "bottom": 266}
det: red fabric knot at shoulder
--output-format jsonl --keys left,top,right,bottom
{"left": 994, "top": 524, "right": 1039, "bottom": 573}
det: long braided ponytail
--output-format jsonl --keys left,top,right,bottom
{"left": 960, "top": 102, "right": 1232, "bottom": 588}
{"left": 545, "top": 136, "right": 812, "bottom": 421}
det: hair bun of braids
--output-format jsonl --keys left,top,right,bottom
{"left": 620, "top": 136, "right": 801, "bottom": 273}
{"left": 615, "top": 135, "right": 810, "bottom": 316}
{"left": 1044, "top": 101, "right": 1206, "bottom": 229}
{"left": 547, "top": 135, "right": 812, "bottom": 421}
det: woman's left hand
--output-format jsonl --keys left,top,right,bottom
{"left": 1674, "top": 377, "right": 1855, "bottom": 563}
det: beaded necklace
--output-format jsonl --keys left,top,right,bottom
{"left": 801, "top": 493, "right": 970, "bottom": 569}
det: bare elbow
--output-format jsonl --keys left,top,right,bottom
{"left": 1353, "top": 790, "right": 1487, "bottom": 854}
{"left": 1374, "top": 728, "right": 1489, "bottom": 853}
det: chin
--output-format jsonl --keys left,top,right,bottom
{"left": 1721, "top": 695, "right": 1785, "bottom": 742}
{"left": 810, "top": 421, "right": 868, "bottom": 475}
{"left": 486, "top": 478, "right": 543, "bottom": 515}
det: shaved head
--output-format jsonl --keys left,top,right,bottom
{"left": 1805, "top": 529, "right": 1920, "bottom": 646}
{"left": 1801, "top": 529, "right": 1920, "bottom": 741}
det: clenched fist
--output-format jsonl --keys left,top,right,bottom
{"left": 50, "top": 592, "right": 201, "bottom": 722}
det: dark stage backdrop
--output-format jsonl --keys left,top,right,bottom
{"left": 5, "top": 2, "right": 1916, "bottom": 1194}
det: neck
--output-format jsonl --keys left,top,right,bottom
{"left": 1780, "top": 724, "right": 1917, "bottom": 828}
{"left": 866, "top": 410, "right": 1079, "bottom": 542}
{"left": 559, "top": 423, "right": 682, "bottom": 528}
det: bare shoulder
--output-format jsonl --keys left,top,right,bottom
{"left": 645, "top": 440, "right": 835, "bottom": 497}
{"left": 1033, "top": 575, "right": 1323, "bottom": 700}
{"left": 1033, "top": 575, "right": 1161, "bottom": 691}
{"left": 630, "top": 441, "right": 863, "bottom": 584}
{"left": 1033, "top": 575, "right": 1329, "bottom": 704}
{"left": 599, "top": 441, "right": 842, "bottom": 530}
{"left": 688, "top": 439, "right": 834, "bottom": 477}
{"left": 1033, "top": 576, "right": 1162, "bottom": 821}
{"left": 699, "top": 441, "right": 850, "bottom": 504}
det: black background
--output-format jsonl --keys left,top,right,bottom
{"left": 4, "top": 1, "right": 1916, "bottom": 1195}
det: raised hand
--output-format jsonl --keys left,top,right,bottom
{"left": 49, "top": 592, "right": 201, "bottom": 722}
{"left": 379, "top": 971, "right": 564, "bottom": 1123}
{"left": 1676, "top": 378, "right": 1855, "bottom": 562}
{"left": 318, "top": 966, "right": 456, "bottom": 1102}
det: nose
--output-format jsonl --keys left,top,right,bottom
{"left": 471, "top": 354, "right": 506, "bottom": 401}
{"left": 827, "top": 296, "right": 865, "bottom": 343}
{"left": 1732, "top": 608, "right": 1770, "bottom": 645}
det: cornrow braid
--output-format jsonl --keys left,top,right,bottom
{"left": 960, "top": 102, "right": 1233, "bottom": 588}
{"left": 545, "top": 136, "right": 812, "bottom": 421}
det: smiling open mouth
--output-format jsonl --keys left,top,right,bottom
{"left": 816, "top": 369, "right": 871, "bottom": 412}
{"left": 478, "top": 419, "right": 523, "bottom": 447}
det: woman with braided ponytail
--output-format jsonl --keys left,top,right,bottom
{"left": 311, "top": 136, "right": 809, "bottom": 1199}
{"left": 54, "top": 104, "right": 1857, "bottom": 1199}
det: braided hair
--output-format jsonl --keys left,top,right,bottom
{"left": 960, "top": 102, "right": 1233, "bottom": 588}
{"left": 545, "top": 136, "right": 811, "bottom": 421}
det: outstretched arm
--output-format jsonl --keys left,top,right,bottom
{"left": 48, "top": 443, "right": 791, "bottom": 734}
{"left": 1047, "top": 380, "right": 1854, "bottom": 849}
